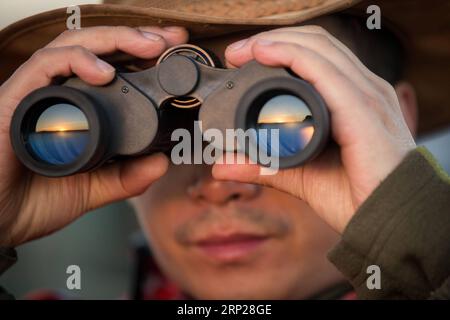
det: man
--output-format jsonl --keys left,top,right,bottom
{"left": 0, "top": 0, "right": 449, "bottom": 300}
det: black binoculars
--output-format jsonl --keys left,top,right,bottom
{"left": 10, "top": 44, "right": 330, "bottom": 177}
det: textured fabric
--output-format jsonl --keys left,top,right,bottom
{"left": 328, "top": 147, "right": 450, "bottom": 299}
{"left": 105, "top": 0, "right": 329, "bottom": 19}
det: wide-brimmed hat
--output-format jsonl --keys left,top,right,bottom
{"left": 0, "top": 0, "right": 449, "bottom": 134}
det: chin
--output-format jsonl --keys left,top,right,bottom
{"left": 188, "top": 288, "right": 284, "bottom": 300}
{"left": 178, "top": 275, "right": 298, "bottom": 300}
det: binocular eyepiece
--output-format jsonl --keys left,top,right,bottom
{"left": 10, "top": 44, "right": 330, "bottom": 177}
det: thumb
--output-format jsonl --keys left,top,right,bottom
{"left": 87, "top": 152, "right": 169, "bottom": 210}
{"left": 212, "top": 152, "right": 305, "bottom": 199}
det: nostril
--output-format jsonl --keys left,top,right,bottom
{"left": 228, "top": 193, "right": 241, "bottom": 201}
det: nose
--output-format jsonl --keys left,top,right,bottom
{"left": 187, "top": 171, "right": 261, "bottom": 206}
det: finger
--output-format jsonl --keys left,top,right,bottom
{"left": 87, "top": 153, "right": 169, "bottom": 210}
{"left": 276, "top": 26, "right": 389, "bottom": 88}
{"left": 231, "top": 25, "right": 389, "bottom": 90}
{"left": 225, "top": 60, "right": 238, "bottom": 69}
{"left": 227, "top": 26, "right": 365, "bottom": 72}
{"left": 212, "top": 153, "right": 304, "bottom": 199}
{"left": 270, "top": 26, "right": 369, "bottom": 73}
{"left": 225, "top": 38, "right": 254, "bottom": 67}
{"left": 46, "top": 26, "right": 189, "bottom": 59}
{"left": 226, "top": 30, "right": 374, "bottom": 93}
{"left": 249, "top": 40, "right": 380, "bottom": 144}
{"left": 250, "top": 41, "right": 365, "bottom": 113}
{"left": 138, "top": 26, "right": 189, "bottom": 45}
{"left": 2, "top": 46, "right": 116, "bottom": 104}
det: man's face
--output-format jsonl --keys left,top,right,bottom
{"left": 132, "top": 162, "right": 343, "bottom": 299}
{"left": 131, "top": 18, "right": 360, "bottom": 300}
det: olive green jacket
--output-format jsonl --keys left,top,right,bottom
{"left": 0, "top": 147, "right": 449, "bottom": 300}
{"left": 328, "top": 147, "right": 450, "bottom": 299}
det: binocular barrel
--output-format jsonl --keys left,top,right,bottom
{"left": 10, "top": 45, "right": 330, "bottom": 177}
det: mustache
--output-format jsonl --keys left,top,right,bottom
{"left": 175, "top": 206, "right": 291, "bottom": 244}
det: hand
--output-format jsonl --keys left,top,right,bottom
{"left": 213, "top": 26, "right": 416, "bottom": 233}
{"left": 0, "top": 26, "right": 188, "bottom": 247}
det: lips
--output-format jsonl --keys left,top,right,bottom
{"left": 191, "top": 233, "right": 270, "bottom": 263}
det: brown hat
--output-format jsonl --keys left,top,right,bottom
{"left": 0, "top": 0, "right": 449, "bottom": 134}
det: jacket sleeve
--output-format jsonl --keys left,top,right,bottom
{"left": 328, "top": 147, "right": 450, "bottom": 299}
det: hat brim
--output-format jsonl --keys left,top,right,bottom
{"left": 0, "top": 1, "right": 449, "bottom": 134}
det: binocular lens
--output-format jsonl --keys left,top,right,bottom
{"left": 256, "top": 94, "right": 314, "bottom": 157}
{"left": 26, "top": 104, "right": 90, "bottom": 165}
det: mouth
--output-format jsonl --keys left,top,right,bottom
{"left": 191, "top": 233, "right": 271, "bottom": 264}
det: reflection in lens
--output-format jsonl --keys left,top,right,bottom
{"left": 27, "top": 104, "right": 89, "bottom": 165}
{"left": 256, "top": 94, "right": 314, "bottom": 157}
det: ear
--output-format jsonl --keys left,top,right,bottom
{"left": 394, "top": 81, "right": 418, "bottom": 137}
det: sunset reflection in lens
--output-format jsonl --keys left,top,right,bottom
{"left": 256, "top": 95, "right": 314, "bottom": 157}
{"left": 27, "top": 104, "right": 89, "bottom": 165}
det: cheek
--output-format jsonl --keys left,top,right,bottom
{"left": 135, "top": 199, "right": 195, "bottom": 270}
{"left": 290, "top": 205, "right": 340, "bottom": 256}
{"left": 137, "top": 202, "right": 176, "bottom": 248}
{"left": 263, "top": 189, "right": 340, "bottom": 250}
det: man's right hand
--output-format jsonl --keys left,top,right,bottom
{"left": 0, "top": 26, "right": 188, "bottom": 247}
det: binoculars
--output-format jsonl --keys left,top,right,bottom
{"left": 10, "top": 44, "right": 330, "bottom": 177}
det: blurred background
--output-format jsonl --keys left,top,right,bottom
{"left": 0, "top": 0, "right": 449, "bottom": 299}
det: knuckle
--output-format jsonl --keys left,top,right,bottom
{"left": 380, "top": 78, "right": 395, "bottom": 93}
{"left": 289, "top": 42, "right": 303, "bottom": 51}
{"left": 279, "top": 43, "right": 305, "bottom": 64}
{"left": 66, "top": 45, "right": 90, "bottom": 56}
{"left": 254, "top": 30, "right": 272, "bottom": 40}
{"left": 362, "top": 91, "right": 377, "bottom": 108}
{"left": 307, "top": 25, "right": 329, "bottom": 36}
{"left": 284, "top": 42, "right": 305, "bottom": 54}
{"left": 29, "top": 48, "right": 51, "bottom": 62}
{"left": 113, "top": 26, "right": 141, "bottom": 44}
{"left": 250, "top": 32, "right": 262, "bottom": 41}
{"left": 113, "top": 25, "right": 134, "bottom": 35}
{"left": 364, "top": 91, "right": 385, "bottom": 111}
{"left": 53, "top": 29, "right": 78, "bottom": 43}
{"left": 60, "top": 29, "right": 77, "bottom": 38}
{"left": 372, "top": 74, "right": 397, "bottom": 97}
{"left": 266, "top": 27, "right": 287, "bottom": 34}
{"left": 170, "top": 27, "right": 189, "bottom": 41}
{"left": 284, "top": 26, "right": 302, "bottom": 33}
{"left": 315, "top": 33, "right": 334, "bottom": 49}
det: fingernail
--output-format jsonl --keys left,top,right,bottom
{"left": 228, "top": 39, "right": 248, "bottom": 51}
{"left": 96, "top": 59, "right": 115, "bottom": 73}
{"left": 163, "top": 26, "right": 184, "bottom": 32}
{"left": 141, "top": 31, "right": 162, "bottom": 41}
{"left": 256, "top": 39, "right": 274, "bottom": 46}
